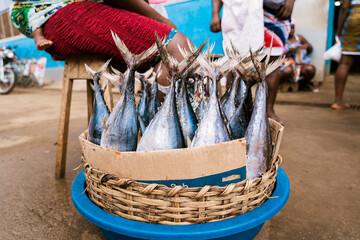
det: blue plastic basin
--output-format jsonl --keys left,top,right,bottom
{"left": 72, "top": 168, "right": 290, "bottom": 240}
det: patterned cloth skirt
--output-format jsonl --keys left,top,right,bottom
{"left": 340, "top": 4, "right": 360, "bottom": 55}
{"left": 43, "top": 1, "right": 177, "bottom": 67}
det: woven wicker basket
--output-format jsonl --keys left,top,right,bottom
{"left": 82, "top": 154, "right": 282, "bottom": 225}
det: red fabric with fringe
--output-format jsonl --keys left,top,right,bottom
{"left": 43, "top": 1, "right": 172, "bottom": 64}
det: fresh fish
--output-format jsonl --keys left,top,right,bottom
{"left": 190, "top": 54, "right": 238, "bottom": 147}
{"left": 177, "top": 70, "right": 198, "bottom": 146}
{"left": 85, "top": 59, "right": 111, "bottom": 145}
{"left": 144, "top": 69, "right": 161, "bottom": 125}
{"left": 245, "top": 50, "right": 273, "bottom": 179}
{"left": 137, "top": 74, "right": 150, "bottom": 124}
{"left": 138, "top": 113, "right": 146, "bottom": 135}
{"left": 228, "top": 78, "right": 250, "bottom": 139}
{"left": 221, "top": 70, "right": 239, "bottom": 121}
{"left": 195, "top": 80, "right": 207, "bottom": 121}
{"left": 136, "top": 34, "right": 206, "bottom": 151}
{"left": 100, "top": 31, "right": 157, "bottom": 151}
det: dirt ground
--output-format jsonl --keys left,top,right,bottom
{"left": 0, "top": 75, "right": 359, "bottom": 240}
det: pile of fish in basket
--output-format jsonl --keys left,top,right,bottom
{"left": 80, "top": 31, "right": 285, "bottom": 225}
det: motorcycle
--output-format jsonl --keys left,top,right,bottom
{"left": 0, "top": 46, "right": 16, "bottom": 94}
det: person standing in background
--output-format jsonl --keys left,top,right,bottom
{"left": 210, "top": 0, "right": 295, "bottom": 124}
{"left": 332, "top": 0, "right": 360, "bottom": 110}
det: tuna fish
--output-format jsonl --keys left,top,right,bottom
{"left": 227, "top": 76, "right": 253, "bottom": 140}
{"left": 137, "top": 74, "right": 150, "bottom": 125}
{"left": 100, "top": 31, "right": 157, "bottom": 151}
{"left": 177, "top": 69, "right": 198, "bottom": 146}
{"left": 245, "top": 53, "right": 272, "bottom": 179}
{"left": 244, "top": 47, "right": 284, "bottom": 178}
{"left": 190, "top": 55, "right": 239, "bottom": 147}
{"left": 144, "top": 69, "right": 161, "bottom": 126}
{"left": 136, "top": 34, "right": 206, "bottom": 151}
{"left": 195, "top": 77, "right": 207, "bottom": 120}
{"left": 221, "top": 70, "right": 239, "bottom": 121}
{"left": 85, "top": 59, "right": 111, "bottom": 145}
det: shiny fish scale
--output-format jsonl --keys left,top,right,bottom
{"left": 137, "top": 75, "right": 185, "bottom": 151}
{"left": 144, "top": 76, "right": 160, "bottom": 125}
{"left": 228, "top": 79, "right": 249, "bottom": 139}
{"left": 86, "top": 66, "right": 110, "bottom": 145}
{"left": 138, "top": 75, "right": 150, "bottom": 125}
{"left": 245, "top": 74, "right": 272, "bottom": 179}
{"left": 177, "top": 75, "right": 198, "bottom": 146}
{"left": 101, "top": 65, "right": 139, "bottom": 152}
{"left": 191, "top": 69, "right": 231, "bottom": 147}
{"left": 221, "top": 71, "right": 239, "bottom": 122}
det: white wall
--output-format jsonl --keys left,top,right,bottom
{"left": 292, "top": 0, "right": 330, "bottom": 83}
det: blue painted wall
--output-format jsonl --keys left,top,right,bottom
{"left": 165, "top": 0, "right": 224, "bottom": 54}
{"left": 0, "top": 0, "right": 223, "bottom": 71}
{"left": 0, "top": 36, "right": 64, "bottom": 68}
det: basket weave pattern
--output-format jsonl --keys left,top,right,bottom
{"left": 82, "top": 155, "right": 282, "bottom": 225}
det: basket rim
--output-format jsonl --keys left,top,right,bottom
{"left": 82, "top": 155, "right": 282, "bottom": 191}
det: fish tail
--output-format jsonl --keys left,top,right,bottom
{"left": 155, "top": 32, "right": 206, "bottom": 78}
{"left": 111, "top": 30, "right": 157, "bottom": 69}
{"left": 85, "top": 58, "right": 112, "bottom": 87}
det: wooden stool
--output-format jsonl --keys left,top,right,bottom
{"left": 55, "top": 57, "right": 114, "bottom": 179}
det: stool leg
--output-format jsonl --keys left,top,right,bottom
{"left": 86, "top": 79, "right": 94, "bottom": 124}
{"left": 55, "top": 71, "right": 73, "bottom": 179}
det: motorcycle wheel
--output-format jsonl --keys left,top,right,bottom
{"left": 0, "top": 69, "right": 15, "bottom": 94}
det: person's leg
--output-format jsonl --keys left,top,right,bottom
{"left": 332, "top": 54, "right": 355, "bottom": 109}
{"left": 300, "top": 64, "right": 316, "bottom": 82}
{"left": 279, "top": 65, "right": 294, "bottom": 83}
{"left": 266, "top": 56, "right": 283, "bottom": 124}
{"left": 33, "top": 27, "right": 53, "bottom": 51}
{"left": 298, "top": 64, "right": 316, "bottom": 91}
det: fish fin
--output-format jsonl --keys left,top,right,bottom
{"left": 103, "top": 115, "right": 107, "bottom": 128}
{"left": 143, "top": 67, "right": 154, "bottom": 79}
{"left": 154, "top": 32, "right": 177, "bottom": 73}
{"left": 98, "top": 58, "right": 112, "bottom": 76}
{"left": 112, "top": 30, "right": 157, "bottom": 69}
{"left": 249, "top": 49, "right": 262, "bottom": 80}
{"left": 85, "top": 58, "right": 112, "bottom": 80}
{"left": 158, "top": 84, "right": 170, "bottom": 94}
{"left": 103, "top": 71, "right": 126, "bottom": 89}
{"left": 111, "top": 30, "right": 132, "bottom": 66}
{"left": 110, "top": 66, "right": 121, "bottom": 75}
{"left": 266, "top": 55, "right": 285, "bottom": 76}
{"left": 101, "top": 81, "right": 108, "bottom": 92}
{"left": 186, "top": 136, "right": 192, "bottom": 147}
{"left": 84, "top": 64, "right": 96, "bottom": 79}
{"left": 89, "top": 82, "right": 95, "bottom": 91}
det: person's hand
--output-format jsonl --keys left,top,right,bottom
{"left": 210, "top": 14, "right": 221, "bottom": 32}
{"left": 276, "top": 0, "right": 295, "bottom": 21}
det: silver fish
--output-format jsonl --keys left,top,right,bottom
{"left": 245, "top": 51, "right": 273, "bottom": 179}
{"left": 137, "top": 74, "right": 150, "bottom": 125}
{"left": 144, "top": 69, "right": 161, "bottom": 126}
{"left": 177, "top": 70, "right": 198, "bottom": 146}
{"left": 190, "top": 54, "right": 238, "bottom": 147}
{"left": 85, "top": 59, "right": 111, "bottom": 145}
{"left": 136, "top": 34, "right": 206, "bottom": 151}
{"left": 221, "top": 70, "right": 239, "bottom": 121}
{"left": 100, "top": 31, "right": 157, "bottom": 151}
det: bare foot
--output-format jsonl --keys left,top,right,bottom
{"left": 36, "top": 37, "right": 53, "bottom": 51}
{"left": 331, "top": 102, "right": 350, "bottom": 110}
{"left": 268, "top": 110, "right": 283, "bottom": 125}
